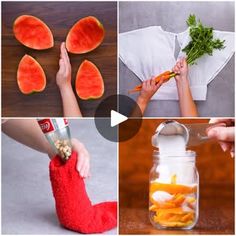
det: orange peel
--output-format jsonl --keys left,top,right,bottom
{"left": 150, "top": 182, "right": 197, "bottom": 195}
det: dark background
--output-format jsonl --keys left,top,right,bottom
{"left": 2, "top": 1, "right": 117, "bottom": 117}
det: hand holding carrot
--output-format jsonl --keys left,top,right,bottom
{"left": 138, "top": 77, "right": 164, "bottom": 103}
{"left": 129, "top": 71, "right": 175, "bottom": 94}
{"left": 132, "top": 77, "right": 164, "bottom": 116}
{"left": 172, "top": 58, "right": 189, "bottom": 83}
{"left": 173, "top": 57, "right": 198, "bottom": 117}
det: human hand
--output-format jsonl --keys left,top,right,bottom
{"left": 71, "top": 138, "right": 90, "bottom": 178}
{"left": 138, "top": 77, "right": 164, "bottom": 104}
{"left": 172, "top": 57, "right": 189, "bottom": 83}
{"left": 56, "top": 42, "right": 72, "bottom": 90}
{"left": 207, "top": 119, "right": 235, "bottom": 157}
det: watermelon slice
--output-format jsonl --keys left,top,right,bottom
{"left": 17, "top": 54, "right": 46, "bottom": 94}
{"left": 13, "top": 15, "right": 54, "bottom": 50}
{"left": 76, "top": 60, "right": 104, "bottom": 100}
{"left": 66, "top": 16, "right": 105, "bottom": 54}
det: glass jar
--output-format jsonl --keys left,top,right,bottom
{"left": 149, "top": 150, "right": 199, "bottom": 230}
{"left": 38, "top": 118, "right": 72, "bottom": 162}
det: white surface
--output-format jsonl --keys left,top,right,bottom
{"left": 119, "top": 1, "right": 235, "bottom": 116}
{"left": 119, "top": 27, "right": 234, "bottom": 101}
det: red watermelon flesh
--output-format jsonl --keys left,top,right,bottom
{"left": 13, "top": 15, "right": 54, "bottom": 50}
{"left": 76, "top": 60, "right": 104, "bottom": 100}
{"left": 66, "top": 16, "right": 105, "bottom": 54}
{"left": 17, "top": 55, "right": 46, "bottom": 94}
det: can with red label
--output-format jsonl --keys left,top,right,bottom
{"left": 37, "top": 118, "right": 72, "bottom": 162}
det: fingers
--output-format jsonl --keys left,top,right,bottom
{"left": 142, "top": 80, "right": 148, "bottom": 90}
{"left": 209, "top": 118, "right": 234, "bottom": 126}
{"left": 76, "top": 155, "right": 83, "bottom": 174}
{"left": 83, "top": 161, "right": 90, "bottom": 178}
{"left": 219, "top": 141, "right": 234, "bottom": 157}
{"left": 60, "top": 42, "right": 70, "bottom": 66}
{"left": 149, "top": 77, "right": 159, "bottom": 90}
{"left": 59, "top": 42, "right": 71, "bottom": 78}
{"left": 58, "top": 58, "right": 65, "bottom": 74}
{"left": 71, "top": 138, "right": 91, "bottom": 178}
{"left": 178, "top": 57, "right": 187, "bottom": 67}
{"left": 182, "top": 57, "right": 187, "bottom": 67}
{"left": 78, "top": 157, "right": 90, "bottom": 178}
{"left": 146, "top": 76, "right": 164, "bottom": 89}
{"left": 176, "top": 61, "right": 182, "bottom": 68}
{"left": 61, "top": 42, "right": 70, "bottom": 64}
{"left": 156, "top": 77, "right": 164, "bottom": 89}
{"left": 76, "top": 150, "right": 90, "bottom": 178}
{"left": 150, "top": 77, "right": 156, "bottom": 87}
{"left": 219, "top": 141, "right": 232, "bottom": 152}
{"left": 59, "top": 58, "right": 63, "bottom": 67}
{"left": 207, "top": 122, "right": 235, "bottom": 157}
{"left": 172, "top": 64, "right": 180, "bottom": 74}
{"left": 230, "top": 147, "right": 235, "bottom": 158}
{"left": 207, "top": 126, "right": 235, "bottom": 142}
{"left": 173, "top": 57, "right": 187, "bottom": 72}
{"left": 206, "top": 122, "right": 226, "bottom": 135}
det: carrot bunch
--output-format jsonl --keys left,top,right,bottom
{"left": 128, "top": 70, "right": 176, "bottom": 94}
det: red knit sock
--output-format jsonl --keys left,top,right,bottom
{"left": 49, "top": 151, "right": 117, "bottom": 233}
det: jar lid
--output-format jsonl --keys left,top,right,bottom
{"left": 152, "top": 120, "right": 189, "bottom": 148}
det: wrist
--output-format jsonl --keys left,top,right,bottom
{"left": 137, "top": 96, "right": 149, "bottom": 106}
{"left": 59, "top": 84, "right": 73, "bottom": 95}
{"left": 176, "top": 76, "right": 190, "bottom": 88}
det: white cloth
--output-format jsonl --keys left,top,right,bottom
{"left": 119, "top": 27, "right": 235, "bottom": 100}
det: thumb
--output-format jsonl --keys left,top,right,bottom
{"left": 207, "top": 126, "right": 235, "bottom": 142}
{"left": 182, "top": 57, "right": 188, "bottom": 67}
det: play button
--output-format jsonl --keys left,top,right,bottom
{"left": 110, "top": 110, "right": 128, "bottom": 127}
{"left": 94, "top": 95, "right": 142, "bottom": 142}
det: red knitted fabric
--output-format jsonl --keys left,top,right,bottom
{"left": 49, "top": 151, "right": 117, "bottom": 233}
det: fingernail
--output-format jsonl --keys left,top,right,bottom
{"left": 207, "top": 128, "right": 217, "bottom": 138}
{"left": 220, "top": 142, "right": 228, "bottom": 152}
{"left": 230, "top": 152, "right": 234, "bottom": 158}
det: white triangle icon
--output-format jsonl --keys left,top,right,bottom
{"left": 110, "top": 110, "right": 128, "bottom": 127}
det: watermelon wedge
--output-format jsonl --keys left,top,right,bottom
{"left": 13, "top": 15, "right": 54, "bottom": 50}
{"left": 17, "top": 54, "right": 46, "bottom": 94}
{"left": 66, "top": 16, "right": 105, "bottom": 54}
{"left": 75, "top": 60, "right": 104, "bottom": 100}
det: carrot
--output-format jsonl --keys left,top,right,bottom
{"left": 128, "top": 70, "right": 176, "bottom": 94}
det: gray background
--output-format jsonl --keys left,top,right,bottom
{"left": 119, "top": 1, "right": 235, "bottom": 117}
{"left": 2, "top": 119, "right": 117, "bottom": 234}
